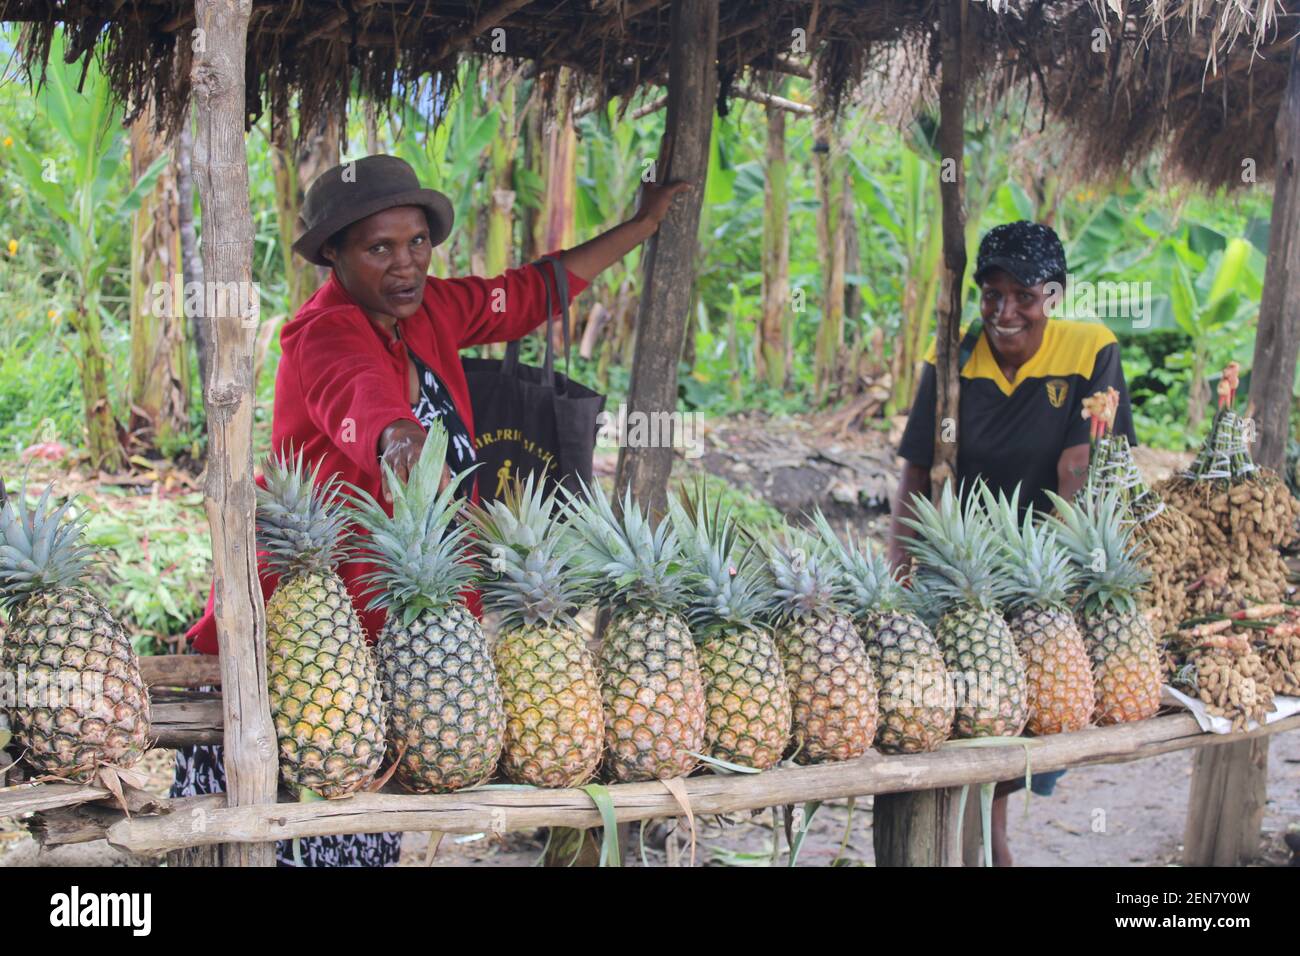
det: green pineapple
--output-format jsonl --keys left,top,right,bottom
{"left": 668, "top": 482, "right": 791, "bottom": 770}
{"left": 902, "top": 481, "right": 1029, "bottom": 738}
{"left": 0, "top": 484, "right": 150, "bottom": 781}
{"left": 565, "top": 481, "right": 705, "bottom": 782}
{"left": 762, "top": 525, "right": 878, "bottom": 763}
{"left": 351, "top": 425, "right": 504, "bottom": 792}
{"left": 814, "top": 512, "right": 952, "bottom": 754}
{"left": 982, "top": 486, "right": 1094, "bottom": 736}
{"left": 1046, "top": 489, "right": 1161, "bottom": 725}
{"left": 259, "top": 451, "right": 386, "bottom": 798}
{"left": 469, "top": 474, "right": 603, "bottom": 787}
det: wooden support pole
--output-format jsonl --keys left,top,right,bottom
{"left": 1188, "top": 35, "right": 1300, "bottom": 868}
{"left": 873, "top": 0, "right": 969, "bottom": 867}
{"left": 191, "top": 0, "right": 278, "bottom": 867}
{"left": 930, "top": 0, "right": 968, "bottom": 495}
{"left": 613, "top": 0, "right": 719, "bottom": 518}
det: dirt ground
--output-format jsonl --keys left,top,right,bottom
{"left": 2, "top": 413, "right": 1295, "bottom": 868}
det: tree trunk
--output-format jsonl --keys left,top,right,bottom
{"left": 486, "top": 61, "right": 517, "bottom": 278}
{"left": 758, "top": 98, "right": 790, "bottom": 391}
{"left": 612, "top": 0, "right": 718, "bottom": 520}
{"left": 812, "top": 108, "right": 848, "bottom": 404}
{"left": 128, "top": 104, "right": 190, "bottom": 453}
{"left": 1194, "top": 33, "right": 1300, "bottom": 871}
{"left": 930, "top": 0, "right": 968, "bottom": 496}
{"left": 191, "top": 0, "right": 278, "bottom": 868}
{"left": 73, "top": 298, "right": 124, "bottom": 472}
{"left": 272, "top": 105, "right": 340, "bottom": 313}
{"left": 177, "top": 114, "right": 212, "bottom": 411}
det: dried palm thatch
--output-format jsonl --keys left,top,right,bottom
{"left": 0, "top": 1, "right": 1293, "bottom": 187}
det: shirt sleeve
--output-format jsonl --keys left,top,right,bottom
{"left": 1064, "top": 340, "right": 1138, "bottom": 448}
{"left": 429, "top": 254, "right": 590, "bottom": 350}
{"left": 897, "top": 362, "right": 938, "bottom": 467}
{"left": 292, "top": 309, "right": 419, "bottom": 475}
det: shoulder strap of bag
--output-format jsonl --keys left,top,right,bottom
{"left": 502, "top": 256, "right": 571, "bottom": 386}
{"left": 957, "top": 320, "right": 983, "bottom": 372}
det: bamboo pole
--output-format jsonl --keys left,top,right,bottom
{"left": 190, "top": 0, "right": 278, "bottom": 867}
{"left": 613, "top": 0, "right": 719, "bottom": 519}
{"left": 96, "top": 715, "right": 1300, "bottom": 854}
{"left": 1187, "top": 35, "right": 1300, "bottom": 869}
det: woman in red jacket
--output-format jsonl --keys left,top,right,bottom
{"left": 174, "top": 154, "right": 689, "bottom": 866}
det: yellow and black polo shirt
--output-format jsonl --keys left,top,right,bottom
{"left": 898, "top": 318, "right": 1136, "bottom": 514}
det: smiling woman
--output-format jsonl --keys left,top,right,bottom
{"left": 173, "top": 152, "right": 690, "bottom": 867}
{"left": 886, "top": 220, "right": 1139, "bottom": 868}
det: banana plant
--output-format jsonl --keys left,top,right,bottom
{"left": 1166, "top": 235, "right": 1261, "bottom": 431}
{"left": 6, "top": 34, "right": 167, "bottom": 470}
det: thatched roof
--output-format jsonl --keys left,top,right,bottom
{"left": 0, "top": 1, "right": 1294, "bottom": 187}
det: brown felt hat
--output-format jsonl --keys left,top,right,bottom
{"left": 292, "top": 154, "right": 454, "bottom": 266}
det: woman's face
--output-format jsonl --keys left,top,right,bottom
{"left": 322, "top": 205, "right": 433, "bottom": 322}
{"left": 978, "top": 269, "right": 1054, "bottom": 367}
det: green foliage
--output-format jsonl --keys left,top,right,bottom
{"left": 78, "top": 490, "right": 211, "bottom": 656}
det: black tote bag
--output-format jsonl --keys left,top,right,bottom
{"left": 461, "top": 255, "right": 606, "bottom": 504}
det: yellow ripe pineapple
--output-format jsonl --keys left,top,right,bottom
{"left": 668, "top": 481, "right": 791, "bottom": 770}
{"left": 351, "top": 426, "right": 504, "bottom": 792}
{"left": 762, "top": 525, "right": 878, "bottom": 763}
{"left": 0, "top": 484, "right": 150, "bottom": 781}
{"left": 1046, "top": 489, "right": 1162, "bottom": 725}
{"left": 983, "top": 486, "right": 1094, "bottom": 736}
{"left": 258, "top": 451, "right": 386, "bottom": 798}
{"left": 814, "top": 512, "right": 953, "bottom": 754}
{"left": 565, "top": 481, "right": 705, "bottom": 782}
{"left": 469, "top": 474, "right": 603, "bottom": 787}
{"left": 902, "top": 481, "right": 1029, "bottom": 738}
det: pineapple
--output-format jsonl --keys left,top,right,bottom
{"left": 259, "top": 451, "right": 386, "bottom": 798}
{"left": 814, "top": 512, "right": 952, "bottom": 754}
{"left": 469, "top": 474, "right": 603, "bottom": 787}
{"left": 668, "top": 483, "right": 791, "bottom": 770}
{"left": 565, "top": 481, "right": 705, "bottom": 781}
{"left": 762, "top": 526, "right": 878, "bottom": 763}
{"left": 902, "top": 481, "right": 1029, "bottom": 738}
{"left": 982, "top": 486, "right": 1094, "bottom": 736}
{"left": 1046, "top": 489, "right": 1162, "bottom": 725}
{"left": 351, "top": 425, "right": 504, "bottom": 792}
{"left": 0, "top": 484, "right": 150, "bottom": 781}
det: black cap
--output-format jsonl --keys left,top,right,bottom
{"left": 973, "top": 221, "right": 1067, "bottom": 288}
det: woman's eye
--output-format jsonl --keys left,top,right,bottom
{"left": 370, "top": 244, "right": 387, "bottom": 255}
{"left": 1018, "top": 292, "right": 1035, "bottom": 305}
{"left": 412, "top": 236, "right": 426, "bottom": 247}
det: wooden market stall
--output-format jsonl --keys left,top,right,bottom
{"left": 0, "top": 0, "right": 1298, "bottom": 866}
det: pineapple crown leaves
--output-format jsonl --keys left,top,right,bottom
{"left": 760, "top": 521, "right": 845, "bottom": 623}
{"left": 0, "top": 480, "right": 95, "bottom": 613}
{"left": 256, "top": 446, "right": 354, "bottom": 578}
{"left": 808, "top": 508, "right": 913, "bottom": 619}
{"left": 900, "top": 479, "right": 1014, "bottom": 614}
{"left": 347, "top": 423, "right": 480, "bottom": 623}
{"left": 468, "top": 471, "right": 592, "bottom": 630}
{"left": 1044, "top": 488, "right": 1149, "bottom": 616}
{"left": 562, "top": 478, "right": 691, "bottom": 614}
{"left": 978, "top": 484, "right": 1077, "bottom": 613}
{"left": 667, "top": 479, "right": 769, "bottom": 633}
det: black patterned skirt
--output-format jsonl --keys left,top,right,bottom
{"left": 170, "top": 742, "right": 402, "bottom": 867}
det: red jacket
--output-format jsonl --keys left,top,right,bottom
{"left": 188, "top": 259, "right": 588, "bottom": 654}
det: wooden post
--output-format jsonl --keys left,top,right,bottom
{"left": 873, "top": 0, "right": 969, "bottom": 867}
{"left": 613, "top": 0, "right": 718, "bottom": 518}
{"left": 930, "top": 0, "right": 968, "bottom": 494}
{"left": 191, "top": 0, "right": 279, "bottom": 867}
{"left": 873, "top": 788, "right": 964, "bottom": 867}
{"left": 757, "top": 92, "right": 790, "bottom": 391}
{"left": 1186, "top": 36, "right": 1300, "bottom": 868}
